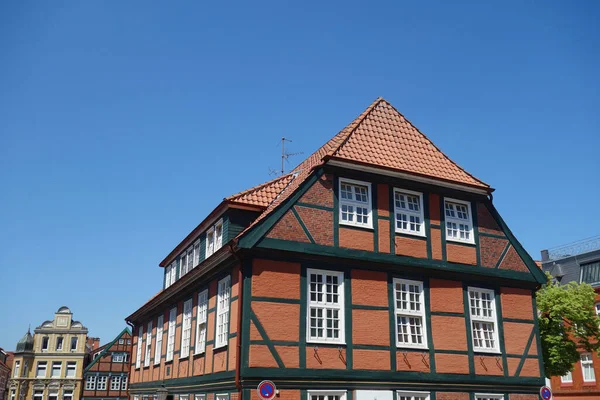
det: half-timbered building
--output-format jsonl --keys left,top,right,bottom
{"left": 126, "top": 98, "right": 547, "bottom": 400}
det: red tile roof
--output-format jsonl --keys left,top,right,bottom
{"left": 231, "top": 97, "right": 491, "bottom": 238}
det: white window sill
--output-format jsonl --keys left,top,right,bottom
{"left": 446, "top": 237, "right": 475, "bottom": 245}
{"left": 194, "top": 350, "right": 206, "bottom": 356}
{"left": 397, "top": 344, "right": 429, "bottom": 350}
{"left": 306, "top": 339, "right": 347, "bottom": 346}
{"left": 473, "top": 349, "right": 502, "bottom": 355}
{"left": 340, "top": 221, "right": 373, "bottom": 230}
{"left": 179, "top": 355, "right": 189, "bottom": 361}
{"left": 214, "top": 344, "right": 228, "bottom": 350}
{"left": 395, "top": 229, "right": 426, "bottom": 238}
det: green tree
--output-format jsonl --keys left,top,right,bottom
{"left": 537, "top": 273, "right": 600, "bottom": 377}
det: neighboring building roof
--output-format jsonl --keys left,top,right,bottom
{"left": 84, "top": 327, "right": 131, "bottom": 373}
{"left": 15, "top": 329, "right": 34, "bottom": 353}
{"left": 227, "top": 173, "right": 295, "bottom": 208}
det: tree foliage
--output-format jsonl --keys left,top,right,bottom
{"left": 537, "top": 273, "right": 600, "bottom": 377}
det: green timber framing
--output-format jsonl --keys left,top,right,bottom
{"left": 84, "top": 327, "right": 132, "bottom": 374}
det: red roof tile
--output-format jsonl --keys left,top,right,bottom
{"left": 226, "top": 173, "right": 295, "bottom": 208}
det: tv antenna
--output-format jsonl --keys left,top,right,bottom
{"left": 269, "top": 137, "right": 303, "bottom": 176}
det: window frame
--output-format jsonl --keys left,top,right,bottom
{"left": 181, "top": 298, "right": 193, "bottom": 358}
{"left": 215, "top": 276, "right": 231, "bottom": 349}
{"left": 206, "top": 219, "right": 224, "bottom": 258}
{"left": 110, "top": 376, "right": 121, "bottom": 391}
{"left": 339, "top": 178, "right": 373, "bottom": 229}
{"left": 97, "top": 376, "right": 107, "bottom": 391}
{"left": 397, "top": 391, "right": 431, "bottom": 400}
{"left": 444, "top": 197, "right": 475, "bottom": 244}
{"left": 307, "top": 390, "right": 347, "bottom": 400}
{"left": 474, "top": 394, "right": 504, "bottom": 400}
{"left": 70, "top": 336, "right": 78, "bottom": 351}
{"left": 468, "top": 286, "right": 500, "bottom": 354}
{"left": 166, "top": 307, "right": 177, "bottom": 361}
{"left": 144, "top": 320, "right": 152, "bottom": 367}
{"left": 36, "top": 361, "right": 47, "bottom": 378}
{"left": 194, "top": 395, "right": 206, "bottom": 400}
{"left": 306, "top": 268, "right": 345, "bottom": 345}
{"left": 135, "top": 326, "right": 143, "bottom": 369}
{"left": 393, "top": 188, "right": 426, "bottom": 237}
{"left": 154, "top": 315, "right": 164, "bottom": 365}
{"left": 13, "top": 361, "right": 19, "bottom": 378}
{"left": 195, "top": 289, "right": 209, "bottom": 355}
{"left": 51, "top": 361, "right": 62, "bottom": 378}
{"left": 86, "top": 375, "right": 97, "bottom": 390}
{"left": 66, "top": 361, "right": 76, "bottom": 378}
{"left": 121, "top": 375, "right": 128, "bottom": 390}
{"left": 41, "top": 336, "right": 49, "bottom": 352}
{"left": 393, "top": 278, "right": 428, "bottom": 349}
{"left": 56, "top": 337, "right": 63, "bottom": 351}
{"left": 561, "top": 370, "right": 573, "bottom": 383}
{"left": 581, "top": 352, "right": 596, "bottom": 382}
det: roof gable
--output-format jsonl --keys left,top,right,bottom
{"left": 84, "top": 327, "right": 131, "bottom": 373}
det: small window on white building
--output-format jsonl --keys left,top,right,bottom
{"left": 308, "top": 391, "right": 346, "bottom": 400}
{"left": 33, "top": 391, "right": 43, "bottom": 400}
{"left": 394, "top": 189, "right": 425, "bottom": 236}
{"left": 86, "top": 375, "right": 97, "bottom": 390}
{"left": 468, "top": 287, "right": 499, "bottom": 353}
{"left": 66, "top": 361, "right": 76, "bottom": 377}
{"left": 47, "top": 390, "right": 58, "bottom": 400}
{"left": 135, "top": 326, "right": 143, "bottom": 369}
{"left": 181, "top": 299, "right": 193, "bottom": 357}
{"left": 444, "top": 198, "right": 474, "bottom": 244}
{"left": 206, "top": 219, "right": 224, "bottom": 258}
{"left": 144, "top": 321, "right": 152, "bottom": 367}
{"left": 195, "top": 290, "right": 208, "bottom": 354}
{"left": 307, "top": 269, "right": 345, "bottom": 344}
{"left": 166, "top": 307, "right": 177, "bottom": 361}
{"left": 215, "top": 276, "right": 231, "bottom": 348}
{"left": 154, "top": 315, "right": 164, "bottom": 365}
{"left": 339, "top": 179, "right": 372, "bottom": 228}
{"left": 397, "top": 391, "right": 430, "bottom": 400}
{"left": 561, "top": 370, "right": 573, "bottom": 383}
{"left": 394, "top": 278, "right": 427, "bottom": 349}
{"left": 582, "top": 353, "right": 596, "bottom": 382}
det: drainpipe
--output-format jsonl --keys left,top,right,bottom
{"left": 229, "top": 242, "right": 244, "bottom": 394}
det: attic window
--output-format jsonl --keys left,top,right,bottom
{"left": 206, "top": 219, "right": 224, "bottom": 258}
{"left": 339, "top": 179, "right": 372, "bottom": 229}
{"left": 444, "top": 198, "right": 474, "bottom": 244}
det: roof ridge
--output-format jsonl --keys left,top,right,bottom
{"left": 226, "top": 172, "right": 294, "bottom": 202}
{"left": 380, "top": 99, "right": 490, "bottom": 188}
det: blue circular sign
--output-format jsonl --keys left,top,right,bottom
{"left": 540, "top": 386, "right": 552, "bottom": 400}
{"left": 257, "top": 380, "right": 276, "bottom": 400}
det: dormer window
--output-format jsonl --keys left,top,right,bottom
{"left": 339, "top": 178, "right": 372, "bottom": 229}
{"left": 179, "top": 240, "right": 201, "bottom": 278}
{"left": 444, "top": 198, "right": 474, "bottom": 244}
{"left": 206, "top": 219, "right": 224, "bottom": 258}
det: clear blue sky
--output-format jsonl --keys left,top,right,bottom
{"left": 1, "top": 1, "right": 598, "bottom": 350}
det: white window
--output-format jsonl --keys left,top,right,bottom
{"left": 66, "top": 361, "right": 76, "bottom": 377}
{"left": 180, "top": 396, "right": 189, "bottom": 400}
{"left": 118, "top": 339, "right": 124, "bottom": 344}
{"left": 206, "top": 219, "right": 224, "bottom": 258}
{"left": 165, "top": 264, "right": 172, "bottom": 288}
{"left": 596, "top": 303, "right": 600, "bottom": 316}
{"left": 394, "top": 278, "right": 427, "bottom": 348}
{"left": 154, "top": 315, "right": 164, "bottom": 364}
{"left": 121, "top": 376, "right": 128, "bottom": 390}
{"left": 187, "top": 246, "right": 194, "bottom": 272}
{"left": 215, "top": 276, "right": 231, "bottom": 348}
{"left": 51, "top": 361, "right": 62, "bottom": 377}
{"left": 444, "top": 198, "right": 474, "bottom": 244}
{"left": 166, "top": 307, "right": 177, "bottom": 361}
{"left": 48, "top": 390, "right": 58, "bottom": 400}
{"left": 193, "top": 241, "right": 201, "bottom": 266}
{"left": 41, "top": 336, "right": 49, "bottom": 351}
{"left": 63, "top": 390, "right": 73, "bottom": 400}
{"left": 561, "top": 370, "right": 573, "bottom": 383}
{"left": 307, "top": 269, "right": 345, "bottom": 344}
{"left": 181, "top": 299, "right": 193, "bottom": 357}
{"left": 180, "top": 252, "right": 188, "bottom": 277}
{"left": 70, "top": 336, "right": 78, "bottom": 351}
{"left": 10, "top": 389, "right": 15, "bottom": 400}
{"left": 397, "top": 391, "right": 430, "bottom": 400}
{"left": 468, "top": 287, "right": 500, "bottom": 353}
{"left": 582, "top": 353, "right": 596, "bottom": 382}
{"left": 308, "top": 391, "right": 346, "bottom": 400}
{"left": 134, "top": 395, "right": 139, "bottom": 400}
{"left": 33, "top": 391, "right": 43, "bottom": 400}
{"left": 110, "top": 376, "right": 121, "bottom": 391}
{"left": 144, "top": 321, "right": 152, "bottom": 367}
{"left": 394, "top": 189, "right": 425, "bottom": 236}
{"left": 13, "top": 361, "right": 19, "bottom": 378}
{"left": 56, "top": 337, "right": 63, "bottom": 351}
{"left": 135, "top": 326, "right": 143, "bottom": 368}
{"left": 215, "top": 395, "right": 229, "bottom": 400}
{"left": 195, "top": 289, "right": 208, "bottom": 354}
{"left": 97, "top": 376, "right": 107, "bottom": 390}
{"left": 36, "top": 361, "right": 47, "bottom": 378}
{"left": 171, "top": 262, "right": 177, "bottom": 284}
{"left": 339, "top": 178, "right": 372, "bottom": 228}
{"left": 194, "top": 396, "right": 206, "bottom": 400}
{"left": 112, "top": 353, "right": 125, "bottom": 363}
{"left": 86, "top": 375, "right": 97, "bottom": 390}
{"left": 474, "top": 395, "right": 504, "bottom": 400}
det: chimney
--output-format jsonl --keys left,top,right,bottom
{"left": 87, "top": 337, "right": 100, "bottom": 351}
{"left": 541, "top": 249, "right": 549, "bottom": 262}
